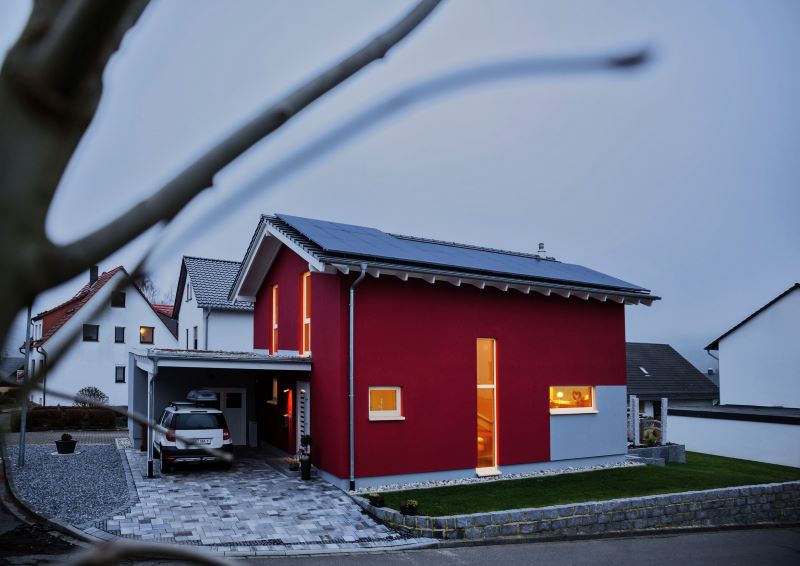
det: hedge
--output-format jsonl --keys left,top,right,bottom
{"left": 8, "top": 406, "right": 117, "bottom": 431}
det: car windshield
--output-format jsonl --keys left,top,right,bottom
{"left": 173, "top": 413, "right": 226, "bottom": 430}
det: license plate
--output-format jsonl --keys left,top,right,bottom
{"left": 196, "top": 438, "right": 211, "bottom": 445}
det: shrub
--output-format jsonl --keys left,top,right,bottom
{"left": 74, "top": 386, "right": 109, "bottom": 407}
{"left": 9, "top": 406, "right": 117, "bottom": 431}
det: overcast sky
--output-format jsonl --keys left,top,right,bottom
{"left": 2, "top": 0, "right": 798, "bottom": 372}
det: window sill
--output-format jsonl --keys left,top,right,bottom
{"left": 368, "top": 415, "right": 405, "bottom": 422}
{"left": 549, "top": 408, "right": 599, "bottom": 415}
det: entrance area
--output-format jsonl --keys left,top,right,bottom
{"left": 211, "top": 388, "right": 247, "bottom": 445}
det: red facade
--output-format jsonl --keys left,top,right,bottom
{"left": 254, "top": 246, "right": 626, "bottom": 481}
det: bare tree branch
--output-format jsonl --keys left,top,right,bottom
{"left": 53, "top": 0, "right": 442, "bottom": 277}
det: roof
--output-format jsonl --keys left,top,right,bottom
{"left": 705, "top": 283, "right": 800, "bottom": 350}
{"left": 152, "top": 304, "right": 173, "bottom": 317}
{"left": 232, "top": 214, "right": 659, "bottom": 304}
{"left": 174, "top": 257, "right": 254, "bottom": 315}
{"left": 626, "top": 342, "right": 719, "bottom": 401}
{"left": 1, "top": 357, "right": 24, "bottom": 378}
{"left": 668, "top": 404, "right": 800, "bottom": 426}
{"left": 32, "top": 267, "right": 177, "bottom": 344}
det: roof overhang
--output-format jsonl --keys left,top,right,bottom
{"left": 230, "top": 216, "right": 659, "bottom": 306}
{"left": 133, "top": 349, "right": 311, "bottom": 372}
{"left": 230, "top": 217, "right": 326, "bottom": 303}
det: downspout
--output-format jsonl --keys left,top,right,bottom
{"left": 17, "top": 305, "right": 32, "bottom": 468}
{"left": 348, "top": 263, "right": 368, "bottom": 491}
{"left": 35, "top": 346, "right": 47, "bottom": 406}
{"left": 204, "top": 309, "right": 211, "bottom": 350}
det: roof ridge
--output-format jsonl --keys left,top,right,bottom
{"left": 389, "top": 232, "right": 559, "bottom": 263}
{"left": 183, "top": 255, "right": 242, "bottom": 265}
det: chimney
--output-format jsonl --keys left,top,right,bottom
{"left": 90, "top": 265, "right": 99, "bottom": 285}
{"left": 707, "top": 368, "right": 715, "bottom": 376}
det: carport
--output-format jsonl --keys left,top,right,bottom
{"left": 128, "top": 349, "right": 311, "bottom": 477}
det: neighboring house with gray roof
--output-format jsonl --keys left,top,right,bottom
{"left": 626, "top": 342, "right": 719, "bottom": 417}
{"left": 171, "top": 257, "right": 254, "bottom": 351}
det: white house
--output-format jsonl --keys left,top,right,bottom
{"left": 668, "top": 283, "right": 800, "bottom": 467}
{"left": 29, "top": 266, "right": 178, "bottom": 407}
{"left": 171, "top": 256, "right": 254, "bottom": 352}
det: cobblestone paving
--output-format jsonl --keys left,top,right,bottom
{"left": 86, "top": 449, "right": 431, "bottom": 555}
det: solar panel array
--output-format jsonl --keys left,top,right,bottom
{"left": 276, "top": 213, "right": 648, "bottom": 292}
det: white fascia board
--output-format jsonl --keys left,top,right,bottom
{"left": 229, "top": 220, "right": 268, "bottom": 301}
{"left": 155, "top": 358, "right": 311, "bottom": 371}
{"left": 134, "top": 353, "right": 156, "bottom": 374}
{"left": 265, "top": 223, "right": 326, "bottom": 273}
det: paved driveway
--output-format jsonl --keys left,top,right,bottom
{"left": 86, "top": 449, "right": 431, "bottom": 555}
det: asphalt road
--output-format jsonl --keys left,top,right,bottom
{"left": 250, "top": 527, "right": 800, "bottom": 566}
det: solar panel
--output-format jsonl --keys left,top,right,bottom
{"left": 276, "top": 214, "right": 647, "bottom": 292}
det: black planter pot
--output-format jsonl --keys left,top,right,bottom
{"left": 300, "top": 455, "right": 311, "bottom": 480}
{"left": 399, "top": 504, "right": 418, "bottom": 516}
{"left": 55, "top": 440, "right": 77, "bottom": 454}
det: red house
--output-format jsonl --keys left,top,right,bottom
{"left": 230, "top": 214, "right": 658, "bottom": 490}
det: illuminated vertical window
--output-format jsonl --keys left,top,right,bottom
{"left": 476, "top": 338, "right": 496, "bottom": 470}
{"left": 271, "top": 284, "right": 279, "bottom": 354}
{"left": 301, "top": 272, "right": 311, "bottom": 355}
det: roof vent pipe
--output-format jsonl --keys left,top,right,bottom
{"left": 537, "top": 243, "right": 546, "bottom": 257}
{"left": 89, "top": 265, "right": 99, "bottom": 285}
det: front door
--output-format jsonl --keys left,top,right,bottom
{"left": 212, "top": 388, "right": 247, "bottom": 446}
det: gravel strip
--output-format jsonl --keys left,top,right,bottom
{"left": 354, "top": 459, "right": 644, "bottom": 494}
{"left": 5, "top": 444, "right": 130, "bottom": 527}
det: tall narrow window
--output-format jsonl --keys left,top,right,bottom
{"left": 476, "top": 338, "right": 497, "bottom": 471}
{"left": 300, "top": 272, "right": 311, "bottom": 355}
{"left": 271, "top": 284, "right": 279, "bottom": 354}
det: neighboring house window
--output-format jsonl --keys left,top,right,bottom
{"left": 477, "top": 338, "right": 497, "bottom": 470}
{"left": 186, "top": 281, "right": 192, "bottom": 302}
{"left": 300, "top": 272, "right": 311, "bottom": 355}
{"left": 31, "top": 359, "right": 35, "bottom": 378}
{"left": 115, "top": 366, "right": 126, "bottom": 383}
{"left": 139, "top": 326, "right": 154, "bottom": 344}
{"left": 111, "top": 291, "right": 126, "bottom": 307}
{"left": 549, "top": 386, "right": 596, "bottom": 414}
{"left": 368, "top": 387, "right": 403, "bottom": 421}
{"left": 185, "top": 328, "right": 189, "bottom": 349}
{"left": 193, "top": 326, "right": 198, "bottom": 350}
{"left": 82, "top": 324, "right": 99, "bottom": 342}
{"left": 114, "top": 326, "right": 125, "bottom": 343}
{"left": 267, "top": 377, "right": 278, "bottom": 405}
{"left": 271, "top": 284, "right": 278, "bottom": 354}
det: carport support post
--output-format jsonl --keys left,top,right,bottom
{"left": 146, "top": 361, "right": 158, "bottom": 478}
{"left": 660, "top": 397, "right": 668, "bottom": 445}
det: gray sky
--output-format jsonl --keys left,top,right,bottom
{"left": 2, "top": 0, "right": 798, "bottom": 372}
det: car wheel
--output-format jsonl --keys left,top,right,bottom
{"left": 159, "top": 449, "right": 172, "bottom": 474}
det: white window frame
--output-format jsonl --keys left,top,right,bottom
{"left": 271, "top": 284, "right": 279, "bottom": 354}
{"left": 368, "top": 386, "right": 404, "bottom": 421}
{"left": 186, "top": 281, "right": 192, "bottom": 302}
{"left": 300, "top": 272, "right": 311, "bottom": 356}
{"left": 548, "top": 386, "right": 598, "bottom": 415}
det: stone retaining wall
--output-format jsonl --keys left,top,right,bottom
{"left": 354, "top": 481, "right": 800, "bottom": 540}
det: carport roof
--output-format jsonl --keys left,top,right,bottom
{"left": 134, "top": 349, "right": 311, "bottom": 371}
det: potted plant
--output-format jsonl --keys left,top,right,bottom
{"left": 399, "top": 499, "right": 418, "bottom": 516}
{"left": 55, "top": 433, "right": 77, "bottom": 454}
{"left": 288, "top": 457, "right": 300, "bottom": 471}
{"left": 368, "top": 493, "right": 385, "bottom": 507}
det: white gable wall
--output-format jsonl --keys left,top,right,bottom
{"left": 30, "top": 273, "right": 177, "bottom": 407}
{"left": 718, "top": 287, "right": 800, "bottom": 408}
{"left": 177, "top": 273, "right": 253, "bottom": 351}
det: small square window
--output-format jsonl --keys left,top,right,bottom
{"left": 369, "top": 387, "right": 404, "bottom": 421}
{"left": 114, "top": 326, "right": 125, "bottom": 343}
{"left": 549, "top": 386, "right": 597, "bottom": 414}
{"left": 111, "top": 291, "right": 126, "bottom": 307}
{"left": 115, "top": 366, "right": 126, "bottom": 383}
{"left": 82, "top": 324, "right": 99, "bottom": 342}
{"left": 139, "top": 326, "right": 154, "bottom": 344}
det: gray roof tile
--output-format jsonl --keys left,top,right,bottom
{"left": 626, "top": 342, "right": 719, "bottom": 401}
{"left": 184, "top": 257, "right": 254, "bottom": 312}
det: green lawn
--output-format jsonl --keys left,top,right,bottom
{"left": 379, "top": 452, "right": 800, "bottom": 516}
